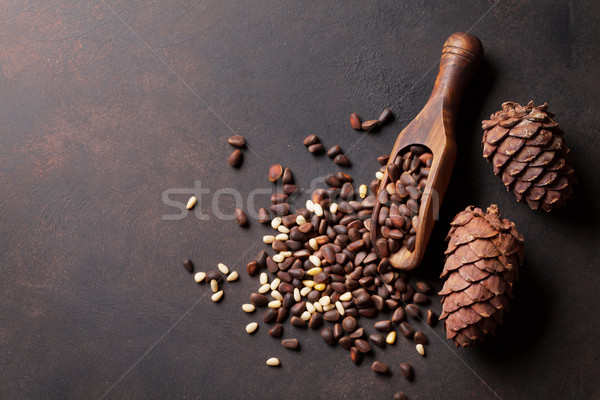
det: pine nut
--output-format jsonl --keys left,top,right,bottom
{"left": 319, "top": 296, "right": 331, "bottom": 306}
{"left": 194, "top": 272, "right": 206, "bottom": 283}
{"left": 228, "top": 149, "right": 243, "bottom": 167}
{"left": 272, "top": 254, "right": 284, "bottom": 263}
{"left": 386, "top": 331, "right": 397, "bottom": 344}
{"left": 270, "top": 278, "right": 281, "bottom": 291}
{"left": 329, "top": 203, "right": 338, "bottom": 213}
{"left": 275, "top": 233, "right": 288, "bottom": 241}
{"left": 242, "top": 304, "right": 255, "bottom": 313}
{"left": 302, "top": 280, "right": 315, "bottom": 288}
{"left": 217, "top": 263, "right": 229, "bottom": 274}
{"left": 268, "top": 300, "right": 282, "bottom": 308}
{"left": 183, "top": 258, "right": 193, "bottom": 274}
{"left": 263, "top": 235, "right": 275, "bottom": 244}
{"left": 309, "top": 238, "right": 319, "bottom": 250}
{"left": 186, "top": 196, "right": 197, "bottom": 210}
{"left": 300, "top": 287, "right": 311, "bottom": 296}
{"left": 375, "top": 171, "right": 384, "bottom": 180}
{"left": 340, "top": 292, "right": 352, "bottom": 302}
{"left": 308, "top": 256, "right": 321, "bottom": 267}
{"left": 300, "top": 311, "right": 311, "bottom": 321}
{"left": 306, "top": 200, "right": 315, "bottom": 212}
{"left": 226, "top": 271, "right": 239, "bottom": 282}
{"left": 279, "top": 251, "right": 292, "bottom": 258}
{"left": 296, "top": 215, "right": 306, "bottom": 225}
{"left": 211, "top": 290, "right": 223, "bottom": 302}
{"left": 278, "top": 225, "right": 290, "bottom": 233}
{"left": 293, "top": 288, "right": 301, "bottom": 302}
{"left": 306, "top": 302, "right": 316, "bottom": 313}
{"left": 313, "top": 302, "right": 323, "bottom": 313}
{"left": 210, "top": 280, "right": 218, "bottom": 293}
{"left": 314, "top": 283, "right": 326, "bottom": 291}
{"left": 271, "top": 290, "right": 283, "bottom": 301}
{"left": 323, "top": 304, "right": 335, "bottom": 312}
{"left": 271, "top": 217, "right": 282, "bottom": 229}
{"left": 314, "top": 203, "right": 324, "bottom": 217}
{"left": 266, "top": 357, "right": 280, "bottom": 367}
{"left": 386, "top": 182, "right": 396, "bottom": 195}
{"left": 307, "top": 267, "right": 322, "bottom": 276}
{"left": 260, "top": 272, "right": 268, "bottom": 285}
{"left": 259, "top": 284, "right": 271, "bottom": 294}
{"left": 246, "top": 322, "right": 258, "bottom": 333}
{"left": 416, "top": 344, "right": 425, "bottom": 356}
{"left": 359, "top": 184, "right": 367, "bottom": 198}
{"left": 335, "top": 301, "right": 345, "bottom": 316}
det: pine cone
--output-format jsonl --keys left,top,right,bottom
{"left": 482, "top": 101, "right": 576, "bottom": 212}
{"left": 439, "top": 205, "right": 524, "bottom": 347}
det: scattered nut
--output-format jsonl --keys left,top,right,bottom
{"left": 211, "top": 290, "right": 223, "bottom": 302}
{"left": 246, "top": 322, "right": 258, "bottom": 334}
{"left": 186, "top": 196, "right": 197, "bottom": 210}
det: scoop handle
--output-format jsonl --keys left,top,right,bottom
{"left": 429, "top": 32, "right": 483, "bottom": 113}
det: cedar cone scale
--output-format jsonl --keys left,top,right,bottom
{"left": 482, "top": 101, "right": 576, "bottom": 212}
{"left": 439, "top": 205, "right": 524, "bottom": 347}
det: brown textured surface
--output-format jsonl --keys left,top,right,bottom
{"left": 1, "top": 1, "right": 599, "bottom": 399}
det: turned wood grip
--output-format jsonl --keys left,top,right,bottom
{"left": 430, "top": 32, "right": 484, "bottom": 112}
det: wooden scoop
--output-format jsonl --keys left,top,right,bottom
{"left": 371, "top": 32, "right": 483, "bottom": 270}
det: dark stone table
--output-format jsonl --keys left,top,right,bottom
{"left": 1, "top": 1, "right": 598, "bottom": 399}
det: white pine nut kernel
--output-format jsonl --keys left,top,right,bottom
{"left": 313, "top": 302, "right": 323, "bottom": 313}
{"left": 329, "top": 203, "right": 338, "bottom": 214}
{"left": 359, "top": 185, "right": 367, "bottom": 198}
{"left": 300, "top": 287, "right": 311, "bottom": 297}
{"left": 263, "top": 235, "right": 275, "bottom": 244}
{"left": 335, "top": 301, "right": 345, "bottom": 316}
{"left": 242, "top": 304, "right": 255, "bottom": 313}
{"left": 260, "top": 272, "right": 268, "bottom": 285}
{"left": 309, "top": 238, "right": 319, "bottom": 251}
{"left": 300, "top": 311, "right": 311, "bottom": 321}
{"left": 386, "top": 331, "right": 397, "bottom": 344}
{"left": 339, "top": 292, "right": 352, "bottom": 302}
{"left": 416, "top": 344, "right": 425, "bottom": 356}
{"left": 186, "top": 196, "right": 197, "bottom": 210}
{"left": 272, "top": 254, "right": 284, "bottom": 263}
{"left": 293, "top": 288, "right": 301, "bottom": 302}
{"left": 266, "top": 357, "right": 280, "bottom": 367}
{"left": 259, "top": 284, "right": 271, "bottom": 294}
{"left": 306, "top": 200, "right": 315, "bottom": 212}
{"left": 306, "top": 302, "right": 316, "bottom": 313}
{"left": 270, "top": 278, "right": 281, "bottom": 291}
{"left": 271, "top": 290, "right": 283, "bottom": 301}
{"left": 278, "top": 225, "right": 290, "bottom": 233}
{"left": 210, "top": 279, "right": 219, "bottom": 293}
{"left": 375, "top": 171, "right": 384, "bottom": 180}
{"left": 275, "top": 233, "right": 288, "bottom": 241}
{"left": 217, "top": 263, "right": 229, "bottom": 274}
{"left": 246, "top": 322, "right": 258, "bottom": 334}
{"left": 319, "top": 296, "right": 331, "bottom": 306}
{"left": 226, "top": 271, "right": 239, "bottom": 282}
{"left": 323, "top": 304, "right": 335, "bottom": 312}
{"left": 271, "top": 217, "right": 282, "bottom": 229}
{"left": 268, "top": 300, "right": 281, "bottom": 308}
{"left": 194, "top": 272, "right": 206, "bottom": 283}
{"left": 302, "top": 280, "right": 315, "bottom": 288}
{"left": 308, "top": 255, "right": 321, "bottom": 267}
{"left": 211, "top": 290, "right": 223, "bottom": 302}
{"left": 280, "top": 251, "right": 292, "bottom": 258}
{"left": 296, "top": 215, "right": 306, "bottom": 225}
{"left": 314, "top": 203, "right": 323, "bottom": 217}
